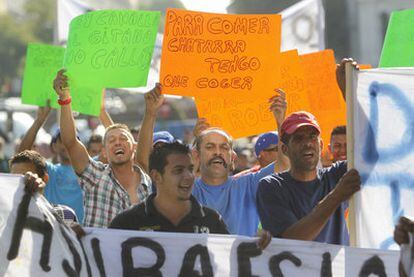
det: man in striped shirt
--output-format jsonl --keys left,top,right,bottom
{"left": 53, "top": 70, "right": 164, "bottom": 227}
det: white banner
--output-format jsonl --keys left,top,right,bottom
{"left": 57, "top": 0, "right": 92, "bottom": 44}
{"left": 353, "top": 68, "right": 414, "bottom": 250}
{"left": 0, "top": 174, "right": 400, "bottom": 276}
{"left": 280, "top": 0, "right": 325, "bottom": 54}
{"left": 0, "top": 174, "right": 88, "bottom": 276}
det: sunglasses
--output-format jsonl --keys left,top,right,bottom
{"left": 262, "top": 146, "right": 278, "bottom": 152}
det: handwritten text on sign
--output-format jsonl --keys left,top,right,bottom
{"left": 62, "top": 10, "right": 160, "bottom": 115}
{"left": 353, "top": 68, "right": 414, "bottom": 250}
{"left": 160, "top": 9, "right": 281, "bottom": 97}
{"left": 21, "top": 43, "right": 64, "bottom": 109}
{"left": 0, "top": 174, "right": 399, "bottom": 276}
{"left": 64, "top": 10, "right": 160, "bottom": 88}
{"left": 299, "top": 49, "right": 346, "bottom": 149}
{"left": 194, "top": 50, "right": 309, "bottom": 139}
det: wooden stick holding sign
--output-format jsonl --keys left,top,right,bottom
{"left": 345, "top": 62, "right": 358, "bottom": 247}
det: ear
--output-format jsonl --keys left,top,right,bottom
{"left": 104, "top": 147, "right": 110, "bottom": 158}
{"left": 42, "top": 173, "right": 49, "bottom": 183}
{"left": 51, "top": 143, "right": 57, "bottom": 154}
{"left": 100, "top": 147, "right": 107, "bottom": 159}
{"left": 327, "top": 143, "right": 332, "bottom": 154}
{"left": 150, "top": 170, "right": 162, "bottom": 187}
{"left": 192, "top": 148, "right": 200, "bottom": 163}
{"left": 281, "top": 143, "right": 289, "bottom": 156}
{"left": 231, "top": 150, "right": 237, "bottom": 163}
{"left": 320, "top": 138, "right": 324, "bottom": 153}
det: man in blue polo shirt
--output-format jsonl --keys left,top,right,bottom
{"left": 191, "top": 90, "right": 289, "bottom": 236}
{"left": 256, "top": 111, "right": 361, "bottom": 245}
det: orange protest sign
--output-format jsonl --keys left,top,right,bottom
{"left": 195, "top": 93, "right": 276, "bottom": 139}
{"left": 277, "top": 49, "right": 310, "bottom": 115}
{"left": 359, "top": 64, "right": 372, "bottom": 70}
{"left": 299, "top": 49, "right": 347, "bottom": 149}
{"left": 194, "top": 50, "right": 311, "bottom": 139}
{"left": 160, "top": 8, "right": 282, "bottom": 98}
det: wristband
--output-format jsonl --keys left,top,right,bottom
{"left": 58, "top": 97, "right": 72, "bottom": 106}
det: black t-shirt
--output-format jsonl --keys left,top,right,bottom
{"left": 109, "top": 194, "right": 229, "bottom": 234}
{"left": 256, "top": 161, "right": 349, "bottom": 245}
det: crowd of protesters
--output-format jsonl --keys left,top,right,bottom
{"left": 3, "top": 58, "right": 410, "bottom": 270}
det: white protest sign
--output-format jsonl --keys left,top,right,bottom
{"left": 281, "top": 0, "right": 325, "bottom": 54}
{"left": 0, "top": 174, "right": 399, "bottom": 276}
{"left": 57, "top": 0, "right": 93, "bottom": 43}
{"left": 80, "top": 229, "right": 399, "bottom": 276}
{"left": 0, "top": 174, "right": 89, "bottom": 276}
{"left": 353, "top": 68, "right": 414, "bottom": 250}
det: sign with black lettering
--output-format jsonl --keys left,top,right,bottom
{"left": 0, "top": 175, "right": 400, "bottom": 276}
{"left": 160, "top": 8, "right": 282, "bottom": 98}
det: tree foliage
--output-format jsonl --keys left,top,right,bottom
{"left": 0, "top": 0, "right": 55, "bottom": 93}
{"left": 0, "top": 14, "right": 34, "bottom": 89}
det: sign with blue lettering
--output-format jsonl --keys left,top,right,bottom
{"left": 353, "top": 68, "right": 414, "bottom": 250}
{"left": 0, "top": 174, "right": 400, "bottom": 275}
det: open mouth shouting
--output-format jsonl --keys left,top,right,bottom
{"left": 208, "top": 157, "right": 228, "bottom": 168}
{"left": 302, "top": 150, "right": 315, "bottom": 160}
{"left": 178, "top": 184, "right": 192, "bottom": 193}
{"left": 114, "top": 148, "right": 125, "bottom": 156}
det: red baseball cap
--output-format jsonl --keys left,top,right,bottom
{"left": 280, "top": 111, "right": 321, "bottom": 138}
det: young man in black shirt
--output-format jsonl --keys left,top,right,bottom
{"left": 109, "top": 141, "right": 229, "bottom": 234}
{"left": 110, "top": 142, "right": 271, "bottom": 250}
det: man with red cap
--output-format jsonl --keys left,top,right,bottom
{"left": 256, "top": 111, "right": 361, "bottom": 245}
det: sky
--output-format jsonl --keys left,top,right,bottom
{"left": 180, "top": 0, "right": 231, "bottom": 13}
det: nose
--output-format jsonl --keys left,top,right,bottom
{"left": 183, "top": 169, "right": 195, "bottom": 181}
{"left": 212, "top": 146, "right": 222, "bottom": 156}
{"left": 114, "top": 138, "right": 121, "bottom": 145}
{"left": 303, "top": 137, "right": 314, "bottom": 147}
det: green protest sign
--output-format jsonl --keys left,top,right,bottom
{"left": 379, "top": 9, "right": 414, "bottom": 67}
{"left": 21, "top": 43, "right": 64, "bottom": 109}
{"left": 63, "top": 9, "right": 160, "bottom": 115}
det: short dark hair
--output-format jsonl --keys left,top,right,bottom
{"left": 149, "top": 141, "right": 191, "bottom": 174}
{"left": 9, "top": 150, "right": 47, "bottom": 178}
{"left": 331, "top": 125, "right": 346, "bottom": 139}
{"left": 87, "top": 134, "right": 103, "bottom": 148}
{"left": 281, "top": 133, "right": 291, "bottom": 145}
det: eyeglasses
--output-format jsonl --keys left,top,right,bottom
{"left": 262, "top": 146, "right": 278, "bottom": 152}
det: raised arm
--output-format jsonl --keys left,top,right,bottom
{"left": 281, "top": 169, "right": 360, "bottom": 240}
{"left": 135, "top": 83, "right": 164, "bottom": 173}
{"left": 53, "top": 69, "right": 90, "bottom": 174}
{"left": 18, "top": 102, "right": 51, "bottom": 153}
{"left": 99, "top": 89, "right": 114, "bottom": 128}
{"left": 269, "top": 89, "right": 290, "bottom": 172}
{"left": 192, "top": 118, "right": 210, "bottom": 138}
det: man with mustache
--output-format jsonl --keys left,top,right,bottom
{"left": 256, "top": 111, "right": 361, "bottom": 245}
{"left": 191, "top": 91, "right": 289, "bottom": 237}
